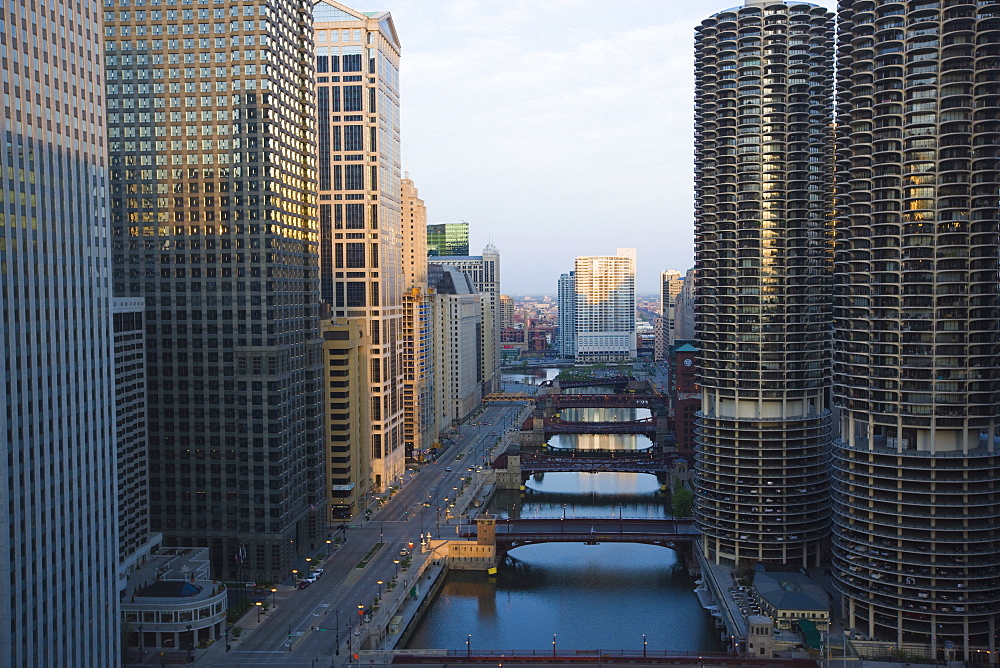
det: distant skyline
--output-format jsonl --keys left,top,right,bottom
{"left": 384, "top": 0, "right": 838, "bottom": 293}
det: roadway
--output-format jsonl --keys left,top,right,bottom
{"left": 197, "top": 398, "right": 533, "bottom": 667}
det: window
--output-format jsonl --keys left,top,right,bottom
{"left": 345, "top": 165, "right": 364, "bottom": 190}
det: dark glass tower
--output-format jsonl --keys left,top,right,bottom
{"left": 693, "top": 0, "right": 835, "bottom": 567}
{"left": 105, "top": 0, "right": 326, "bottom": 582}
{"left": 832, "top": 0, "right": 1000, "bottom": 659}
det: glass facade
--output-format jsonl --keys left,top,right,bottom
{"left": 1, "top": 0, "right": 119, "bottom": 664}
{"left": 105, "top": 0, "right": 325, "bottom": 582}
{"left": 832, "top": 0, "right": 1000, "bottom": 657}
{"left": 315, "top": 1, "right": 405, "bottom": 490}
{"left": 693, "top": 1, "right": 835, "bottom": 567}
{"left": 427, "top": 221, "right": 470, "bottom": 257}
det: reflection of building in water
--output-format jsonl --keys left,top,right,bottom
{"left": 440, "top": 573, "right": 497, "bottom": 618}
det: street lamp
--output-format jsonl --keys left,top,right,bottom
{"left": 256, "top": 601, "right": 263, "bottom": 622}
{"left": 643, "top": 634, "right": 647, "bottom": 658}
{"left": 358, "top": 604, "right": 365, "bottom": 625}
{"left": 552, "top": 634, "right": 557, "bottom": 657}
{"left": 305, "top": 557, "right": 312, "bottom": 573}
{"left": 326, "top": 539, "right": 332, "bottom": 557}
{"left": 393, "top": 559, "right": 400, "bottom": 579}
{"left": 467, "top": 634, "right": 472, "bottom": 657}
{"left": 270, "top": 587, "right": 277, "bottom": 611}
{"left": 377, "top": 579, "right": 384, "bottom": 598}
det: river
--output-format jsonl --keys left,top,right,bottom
{"left": 404, "top": 374, "right": 722, "bottom": 654}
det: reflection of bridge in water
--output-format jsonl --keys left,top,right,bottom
{"left": 492, "top": 518, "right": 698, "bottom": 554}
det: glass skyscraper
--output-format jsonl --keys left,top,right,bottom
{"left": 832, "top": 0, "right": 1000, "bottom": 658}
{"left": 693, "top": 0, "right": 834, "bottom": 568}
{"left": 104, "top": 0, "right": 325, "bottom": 582}
{"left": 427, "top": 221, "right": 470, "bottom": 256}
{"left": 314, "top": 0, "right": 406, "bottom": 490}
{"left": 1, "top": 0, "right": 120, "bottom": 663}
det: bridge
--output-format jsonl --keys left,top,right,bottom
{"left": 483, "top": 392, "right": 535, "bottom": 402}
{"left": 539, "top": 375, "right": 633, "bottom": 389}
{"left": 491, "top": 517, "right": 698, "bottom": 553}
{"left": 519, "top": 450, "right": 676, "bottom": 475}
{"left": 544, "top": 393, "right": 659, "bottom": 408}
{"left": 542, "top": 416, "right": 656, "bottom": 435}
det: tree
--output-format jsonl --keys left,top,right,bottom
{"left": 672, "top": 484, "right": 694, "bottom": 518}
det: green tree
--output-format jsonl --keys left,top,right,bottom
{"left": 672, "top": 484, "right": 694, "bottom": 518}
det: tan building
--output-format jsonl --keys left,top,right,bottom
{"left": 498, "top": 294, "right": 514, "bottom": 330}
{"left": 322, "top": 319, "right": 371, "bottom": 519}
{"left": 314, "top": 1, "right": 405, "bottom": 491}
{"left": 401, "top": 175, "right": 435, "bottom": 460}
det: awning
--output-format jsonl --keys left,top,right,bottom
{"left": 797, "top": 619, "right": 821, "bottom": 650}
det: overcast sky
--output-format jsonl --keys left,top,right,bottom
{"left": 379, "top": 0, "right": 838, "bottom": 294}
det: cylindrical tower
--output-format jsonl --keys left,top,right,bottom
{"left": 693, "top": 1, "right": 835, "bottom": 567}
{"left": 833, "top": 0, "right": 1000, "bottom": 660}
{"left": 832, "top": 0, "right": 1000, "bottom": 660}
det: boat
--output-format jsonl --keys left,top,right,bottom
{"left": 487, "top": 566, "right": 498, "bottom": 576}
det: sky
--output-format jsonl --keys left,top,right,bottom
{"left": 377, "top": 0, "right": 839, "bottom": 294}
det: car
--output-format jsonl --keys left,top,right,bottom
{"left": 399, "top": 549, "right": 409, "bottom": 557}
{"left": 444, "top": 467, "right": 452, "bottom": 472}
{"left": 298, "top": 579, "right": 312, "bottom": 589}
{"left": 312, "top": 568, "right": 324, "bottom": 577}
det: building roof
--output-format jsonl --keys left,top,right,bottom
{"left": 754, "top": 568, "right": 829, "bottom": 613}
{"left": 674, "top": 343, "right": 698, "bottom": 353}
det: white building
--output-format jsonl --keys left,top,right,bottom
{"left": 573, "top": 249, "right": 637, "bottom": 363}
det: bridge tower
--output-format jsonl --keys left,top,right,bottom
{"left": 476, "top": 514, "right": 496, "bottom": 548}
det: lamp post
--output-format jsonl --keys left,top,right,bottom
{"left": 138, "top": 624, "right": 144, "bottom": 657}
{"left": 270, "top": 587, "right": 277, "bottom": 611}
{"left": 335, "top": 609, "right": 341, "bottom": 656}
{"left": 256, "top": 601, "right": 262, "bottom": 623}
{"left": 393, "top": 559, "right": 400, "bottom": 579}
{"left": 326, "top": 539, "right": 332, "bottom": 557}
{"left": 186, "top": 624, "right": 194, "bottom": 663}
{"left": 552, "top": 634, "right": 557, "bottom": 657}
{"left": 377, "top": 580, "right": 384, "bottom": 599}
{"left": 305, "top": 557, "right": 312, "bottom": 574}
{"left": 467, "top": 634, "right": 472, "bottom": 657}
{"left": 291, "top": 569, "right": 298, "bottom": 586}
{"left": 358, "top": 604, "right": 365, "bottom": 625}
{"left": 643, "top": 634, "right": 647, "bottom": 658}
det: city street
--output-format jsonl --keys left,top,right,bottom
{"left": 195, "top": 399, "right": 531, "bottom": 667}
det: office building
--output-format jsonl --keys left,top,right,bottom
{"left": 427, "top": 221, "right": 470, "bottom": 256}
{"left": 322, "top": 319, "right": 371, "bottom": 518}
{"left": 428, "top": 265, "right": 486, "bottom": 427}
{"left": 105, "top": 0, "right": 326, "bottom": 582}
{"left": 692, "top": 0, "right": 834, "bottom": 567}
{"left": 656, "top": 270, "right": 685, "bottom": 361}
{"left": 831, "top": 1, "right": 1000, "bottom": 658}
{"left": 1, "top": 1, "right": 119, "bottom": 663}
{"left": 573, "top": 249, "right": 636, "bottom": 363}
{"left": 428, "top": 245, "right": 500, "bottom": 394}
{"left": 114, "top": 298, "right": 162, "bottom": 587}
{"left": 673, "top": 268, "right": 697, "bottom": 341}
{"left": 498, "top": 294, "right": 515, "bottom": 330}
{"left": 314, "top": 1, "right": 406, "bottom": 490}
{"left": 557, "top": 271, "right": 577, "bottom": 358}
{"left": 401, "top": 175, "right": 435, "bottom": 460}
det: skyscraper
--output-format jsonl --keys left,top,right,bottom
{"left": 105, "top": 0, "right": 325, "bottom": 582}
{"left": 557, "top": 271, "right": 577, "bottom": 358}
{"left": 692, "top": 0, "right": 834, "bottom": 567}
{"left": 401, "top": 175, "right": 435, "bottom": 460}
{"left": 428, "top": 244, "right": 501, "bottom": 394}
{"left": 655, "top": 269, "right": 684, "bottom": 360}
{"left": 427, "top": 221, "right": 470, "bottom": 256}
{"left": 832, "top": 1, "right": 1000, "bottom": 658}
{"left": 314, "top": 1, "right": 406, "bottom": 490}
{"left": 573, "top": 249, "right": 636, "bottom": 363}
{"left": 1, "top": 1, "right": 120, "bottom": 663}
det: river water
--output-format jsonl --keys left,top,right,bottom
{"left": 404, "top": 374, "right": 722, "bottom": 654}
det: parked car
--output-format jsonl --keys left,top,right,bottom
{"left": 298, "top": 580, "right": 312, "bottom": 589}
